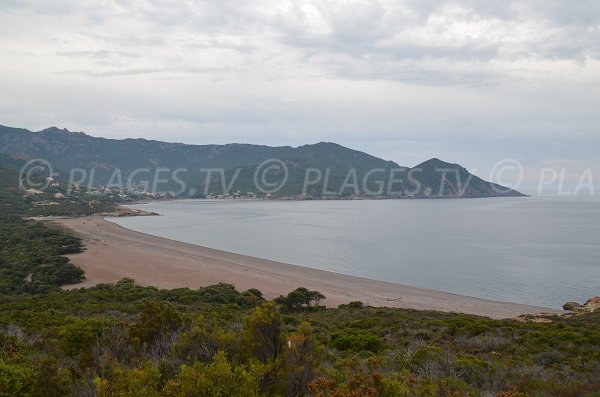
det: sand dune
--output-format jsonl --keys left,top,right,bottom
{"left": 55, "top": 216, "right": 561, "bottom": 319}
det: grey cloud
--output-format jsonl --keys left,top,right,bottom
{"left": 57, "top": 68, "right": 163, "bottom": 77}
{"left": 56, "top": 50, "right": 139, "bottom": 59}
{"left": 184, "top": 38, "right": 255, "bottom": 54}
{"left": 267, "top": 0, "right": 599, "bottom": 82}
{"left": 533, "top": 0, "right": 600, "bottom": 26}
{"left": 326, "top": 59, "right": 498, "bottom": 86}
{"left": 0, "top": 0, "right": 75, "bottom": 15}
{"left": 120, "top": 1, "right": 263, "bottom": 35}
{"left": 57, "top": 65, "right": 235, "bottom": 78}
{"left": 9, "top": 0, "right": 599, "bottom": 84}
{"left": 84, "top": 33, "right": 168, "bottom": 48}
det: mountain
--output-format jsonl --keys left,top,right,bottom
{"left": 0, "top": 125, "right": 524, "bottom": 198}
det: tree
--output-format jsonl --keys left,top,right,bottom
{"left": 284, "top": 322, "right": 321, "bottom": 397}
{"left": 276, "top": 288, "right": 325, "bottom": 312}
{"left": 162, "top": 351, "right": 263, "bottom": 397}
{"left": 242, "top": 302, "right": 284, "bottom": 394}
{"left": 172, "top": 316, "right": 221, "bottom": 364}
{"left": 243, "top": 302, "right": 283, "bottom": 362}
{"left": 129, "top": 300, "right": 186, "bottom": 358}
{"left": 95, "top": 362, "right": 161, "bottom": 397}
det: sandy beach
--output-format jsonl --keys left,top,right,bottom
{"left": 54, "top": 216, "right": 561, "bottom": 319}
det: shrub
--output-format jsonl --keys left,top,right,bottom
{"left": 331, "top": 330, "right": 384, "bottom": 353}
{"left": 0, "top": 359, "right": 33, "bottom": 397}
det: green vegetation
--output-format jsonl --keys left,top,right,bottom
{"left": 0, "top": 218, "right": 84, "bottom": 294}
{"left": 1, "top": 280, "right": 599, "bottom": 396}
{"left": 0, "top": 160, "right": 97, "bottom": 294}
{"left": 0, "top": 162, "right": 598, "bottom": 396}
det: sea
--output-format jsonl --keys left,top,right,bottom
{"left": 109, "top": 197, "right": 600, "bottom": 309}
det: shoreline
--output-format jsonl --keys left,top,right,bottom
{"left": 53, "top": 216, "right": 561, "bottom": 319}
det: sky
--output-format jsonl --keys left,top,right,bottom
{"left": 0, "top": 0, "right": 599, "bottom": 195}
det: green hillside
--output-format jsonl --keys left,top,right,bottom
{"left": 0, "top": 125, "right": 524, "bottom": 198}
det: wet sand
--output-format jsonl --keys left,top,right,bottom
{"left": 54, "top": 216, "right": 561, "bottom": 319}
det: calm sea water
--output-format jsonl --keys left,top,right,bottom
{"left": 110, "top": 198, "right": 600, "bottom": 308}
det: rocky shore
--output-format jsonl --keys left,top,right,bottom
{"left": 563, "top": 296, "right": 600, "bottom": 314}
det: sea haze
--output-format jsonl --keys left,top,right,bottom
{"left": 109, "top": 198, "right": 600, "bottom": 309}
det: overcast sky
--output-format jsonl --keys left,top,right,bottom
{"left": 1, "top": 0, "right": 599, "bottom": 194}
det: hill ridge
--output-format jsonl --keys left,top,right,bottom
{"left": 0, "top": 124, "right": 524, "bottom": 198}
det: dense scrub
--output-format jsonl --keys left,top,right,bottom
{"left": 0, "top": 165, "right": 28, "bottom": 219}
{"left": 0, "top": 280, "right": 599, "bottom": 396}
{"left": 0, "top": 165, "right": 85, "bottom": 294}
{"left": 0, "top": 218, "right": 84, "bottom": 294}
{"left": 0, "top": 158, "right": 125, "bottom": 296}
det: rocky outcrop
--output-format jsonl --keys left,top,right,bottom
{"left": 106, "top": 206, "right": 159, "bottom": 217}
{"left": 518, "top": 297, "right": 599, "bottom": 323}
{"left": 562, "top": 301, "right": 583, "bottom": 311}
{"left": 583, "top": 296, "right": 600, "bottom": 312}
{"left": 562, "top": 297, "right": 600, "bottom": 314}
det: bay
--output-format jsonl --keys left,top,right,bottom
{"left": 109, "top": 197, "right": 600, "bottom": 308}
